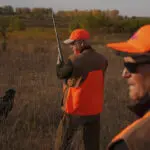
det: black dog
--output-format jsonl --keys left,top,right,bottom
{"left": 0, "top": 89, "right": 16, "bottom": 120}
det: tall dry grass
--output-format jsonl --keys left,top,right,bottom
{"left": 0, "top": 34, "right": 137, "bottom": 150}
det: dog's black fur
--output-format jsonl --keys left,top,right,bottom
{"left": 0, "top": 89, "right": 16, "bottom": 119}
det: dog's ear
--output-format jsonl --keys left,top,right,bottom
{"left": 6, "top": 88, "right": 16, "bottom": 94}
{"left": 3, "top": 89, "right": 16, "bottom": 102}
{"left": 5, "top": 89, "right": 16, "bottom": 97}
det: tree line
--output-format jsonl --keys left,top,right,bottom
{"left": 0, "top": 5, "right": 119, "bottom": 17}
{"left": 0, "top": 5, "right": 51, "bottom": 15}
{"left": 0, "top": 5, "right": 150, "bottom": 34}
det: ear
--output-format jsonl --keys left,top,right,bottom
{"left": 81, "top": 40, "right": 85, "bottom": 48}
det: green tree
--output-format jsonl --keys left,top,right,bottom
{"left": 2, "top": 5, "right": 14, "bottom": 15}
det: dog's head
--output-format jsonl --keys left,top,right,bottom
{"left": 5, "top": 89, "right": 16, "bottom": 100}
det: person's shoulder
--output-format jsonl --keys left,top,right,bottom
{"left": 95, "top": 51, "right": 108, "bottom": 65}
{"left": 68, "top": 54, "right": 83, "bottom": 63}
{"left": 92, "top": 49, "right": 107, "bottom": 59}
{"left": 97, "top": 52, "right": 107, "bottom": 60}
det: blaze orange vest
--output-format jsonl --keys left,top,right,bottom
{"left": 107, "top": 111, "right": 150, "bottom": 150}
{"left": 64, "top": 70, "right": 104, "bottom": 115}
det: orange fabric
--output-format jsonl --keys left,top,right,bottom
{"left": 64, "top": 70, "right": 104, "bottom": 115}
{"left": 106, "top": 25, "right": 150, "bottom": 54}
{"left": 69, "top": 29, "right": 90, "bottom": 41}
{"left": 109, "top": 111, "right": 150, "bottom": 148}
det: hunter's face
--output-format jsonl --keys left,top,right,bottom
{"left": 70, "top": 44, "right": 76, "bottom": 52}
{"left": 122, "top": 56, "right": 150, "bottom": 101}
{"left": 70, "top": 43, "right": 80, "bottom": 55}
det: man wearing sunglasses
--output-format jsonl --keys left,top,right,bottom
{"left": 106, "top": 25, "right": 150, "bottom": 150}
{"left": 55, "top": 29, "right": 108, "bottom": 150}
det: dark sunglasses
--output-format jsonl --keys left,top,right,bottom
{"left": 124, "top": 61, "right": 150, "bottom": 73}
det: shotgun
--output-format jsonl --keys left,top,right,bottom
{"left": 51, "top": 9, "right": 64, "bottom": 64}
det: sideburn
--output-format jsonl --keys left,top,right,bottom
{"left": 74, "top": 40, "right": 91, "bottom": 53}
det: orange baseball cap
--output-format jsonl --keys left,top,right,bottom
{"left": 64, "top": 29, "right": 90, "bottom": 44}
{"left": 106, "top": 25, "right": 150, "bottom": 54}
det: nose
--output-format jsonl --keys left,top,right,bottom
{"left": 122, "top": 68, "right": 131, "bottom": 78}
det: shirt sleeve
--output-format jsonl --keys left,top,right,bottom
{"left": 56, "top": 59, "right": 73, "bottom": 79}
{"left": 110, "top": 140, "right": 129, "bottom": 150}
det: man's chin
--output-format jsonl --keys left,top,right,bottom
{"left": 129, "top": 92, "right": 139, "bottom": 101}
{"left": 129, "top": 92, "right": 146, "bottom": 102}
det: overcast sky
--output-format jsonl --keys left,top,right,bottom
{"left": 0, "top": 0, "right": 150, "bottom": 17}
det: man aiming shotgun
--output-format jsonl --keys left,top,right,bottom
{"left": 52, "top": 9, "right": 108, "bottom": 150}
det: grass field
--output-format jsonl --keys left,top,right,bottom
{"left": 0, "top": 31, "right": 137, "bottom": 150}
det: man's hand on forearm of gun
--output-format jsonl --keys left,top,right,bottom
{"left": 56, "top": 56, "right": 73, "bottom": 79}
